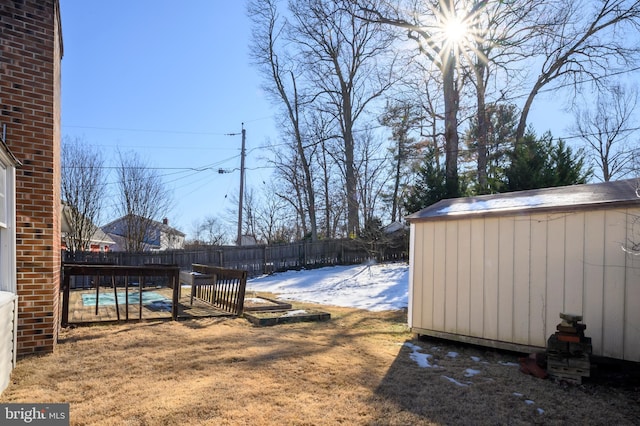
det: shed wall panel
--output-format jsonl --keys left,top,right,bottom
{"left": 469, "top": 219, "right": 485, "bottom": 337}
{"left": 413, "top": 223, "right": 430, "bottom": 329}
{"left": 445, "top": 221, "right": 458, "bottom": 332}
{"left": 529, "top": 216, "right": 547, "bottom": 347}
{"left": 602, "top": 210, "right": 627, "bottom": 359}
{"left": 546, "top": 214, "right": 566, "bottom": 341}
{"left": 457, "top": 220, "right": 471, "bottom": 335}
{"left": 421, "top": 223, "right": 435, "bottom": 330}
{"left": 513, "top": 217, "right": 531, "bottom": 345}
{"left": 564, "top": 213, "right": 585, "bottom": 315}
{"left": 583, "top": 210, "right": 605, "bottom": 356}
{"left": 408, "top": 223, "right": 418, "bottom": 329}
{"left": 433, "top": 224, "right": 446, "bottom": 331}
{"left": 624, "top": 222, "right": 640, "bottom": 361}
{"left": 498, "top": 217, "right": 515, "bottom": 342}
{"left": 483, "top": 218, "right": 500, "bottom": 340}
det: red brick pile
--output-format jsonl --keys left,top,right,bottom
{"left": 546, "top": 313, "right": 592, "bottom": 384}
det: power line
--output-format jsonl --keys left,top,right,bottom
{"left": 62, "top": 124, "right": 241, "bottom": 136}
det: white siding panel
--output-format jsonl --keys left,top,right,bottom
{"left": 498, "top": 217, "right": 515, "bottom": 342}
{"left": 457, "top": 220, "right": 471, "bottom": 335}
{"left": 469, "top": 219, "right": 485, "bottom": 337}
{"left": 564, "top": 212, "right": 585, "bottom": 316}
{"left": 529, "top": 216, "right": 547, "bottom": 347}
{"left": 624, "top": 208, "right": 640, "bottom": 361}
{"left": 433, "top": 223, "right": 446, "bottom": 331}
{"left": 0, "top": 293, "right": 16, "bottom": 394}
{"left": 445, "top": 221, "right": 458, "bottom": 332}
{"left": 420, "top": 222, "right": 435, "bottom": 330}
{"left": 408, "top": 223, "right": 417, "bottom": 329}
{"left": 546, "top": 214, "right": 566, "bottom": 340}
{"left": 602, "top": 210, "right": 627, "bottom": 359}
{"left": 513, "top": 217, "right": 531, "bottom": 345}
{"left": 483, "top": 218, "right": 500, "bottom": 340}
{"left": 583, "top": 210, "right": 605, "bottom": 356}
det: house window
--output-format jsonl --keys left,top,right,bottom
{"left": 0, "top": 147, "right": 17, "bottom": 294}
{"left": 0, "top": 164, "right": 6, "bottom": 228}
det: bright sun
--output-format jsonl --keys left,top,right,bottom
{"left": 444, "top": 17, "right": 468, "bottom": 44}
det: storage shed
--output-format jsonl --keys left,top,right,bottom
{"left": 405, "top": 179, "right": 640, "bottom": 362}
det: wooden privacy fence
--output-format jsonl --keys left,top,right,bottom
{"left": 63, "top": 237, "right": 409, "bottom": 277}
{"left": 183, "top": 264, "right": 247, "bottom": 316}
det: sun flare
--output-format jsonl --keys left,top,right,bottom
{"left": 443, "top": 17, "right": 468, "bottom": 44}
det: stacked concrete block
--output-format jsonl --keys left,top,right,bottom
{"left": 546, "top": 313, "right": 592, "bottom": 384}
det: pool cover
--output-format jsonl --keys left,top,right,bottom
{"left": 82, "top": 291, "right": 170, "bottom": 307}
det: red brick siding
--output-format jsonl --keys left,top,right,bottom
{"left": 0, "top": 0, "right": 62, "bottom": 356}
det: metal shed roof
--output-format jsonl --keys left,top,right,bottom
{"left": 406, "top": 178, "right": 640, "bottom": 221}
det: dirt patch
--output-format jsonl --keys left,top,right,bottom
{"left": 2, "top": 300, "right": 639, "bottom": 425}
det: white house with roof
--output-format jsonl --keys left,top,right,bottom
{"left": 60, "top": 203, "right": 115, "bottom": 252}
{"left": 102, "top": 215, "right": 185, "bottom": 252}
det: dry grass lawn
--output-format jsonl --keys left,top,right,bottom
{"left": 2, "top": 299, "right": 639, "bottom": 425}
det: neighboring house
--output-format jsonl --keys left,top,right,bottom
{"left": 102, "top": 215, "right": 185, "bottom": 251}
{"left": 382, "top": 221, "right": 409, "bottom": 236}
{"left": 0, "top": 0, "right": 63, "bottom": 364}
{"left": 60, "top": 203, "right": 115, "bottom": 252}
{"left": 406, "top": 179, "right": 640, "bottom": 362}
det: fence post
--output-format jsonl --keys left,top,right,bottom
{"left": 263, "top": 245, "right": 268, "bottom": 275}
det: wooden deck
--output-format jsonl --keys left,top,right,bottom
{"left": 65, "top": 286, "right": 232, "bottom": 324}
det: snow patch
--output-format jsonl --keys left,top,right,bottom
{"left": 247, "top": 263, "right": 409, "bottom": 312}
{"left": 441, "top": 376, "right": 469, "bottom": 387}
{"left": 404, "top": 343, "right": 437, "bottom": 368}
{"left": 464, "top": 368, "right": 481, "bottom": 377}
{"left": 281, "top": 309, "right": 307, "bottom": 317}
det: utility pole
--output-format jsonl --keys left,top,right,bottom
{"left": 236, "top": 123, "right": 246, "bottom": 246}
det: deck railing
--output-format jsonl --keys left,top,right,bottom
{"left": 186, "top": 264, "right": 247, "bottom": 316}
{"left": 61, "top": 263, "right": 181, "bottom": 326}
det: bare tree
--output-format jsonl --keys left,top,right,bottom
{"left": 379, "top": 100, "right": 422, "bottom": 221}
{"left": 459, "top": 0, "right": 541, "bottom": 193}
{"left": 253, "top": 185, "right": 297, "bottom": 244}
{"left": 572, "top": 83, "right": 638, "bottom": 181}
{"left": 352, "top": 0, "right": 469, "bottom": 197}
{"left": 515, "top": 0, "right": 640, "bottom": 142}
{"left": 248, "top": 0, "right": 319, "bottom": 241}
{"left": 351, "top": 0, "right": 640, "bottom": 194}
{"left": 61, "top": 136, "right": 107, "bottom": 252}
{"left": 355, "top": 128, "right": 391, "bottom": 223}
{"left": 289, "top": 0, "right": 396, "bottom": 237}
{"left": 190, "top": 215, "right": 228, "bottom": 246}
{"left": 113, "top": 150, "right": 173, "bottom": 252}
{"left": 267, "top": 142, "right": 312, "bottom": 240}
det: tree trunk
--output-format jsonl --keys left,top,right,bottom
{"left": 475, "top": 61, "right": 488, "bottom": 193}
{"left": 442, "top": 51, "right": 460, "bottom": 198}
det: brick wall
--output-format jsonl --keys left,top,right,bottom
{"left": 0, "top": 0, "right": 63, "bottom": 355}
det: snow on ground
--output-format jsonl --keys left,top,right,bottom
{"left": 246, "top": 261, "right": 409, "bottom": 312}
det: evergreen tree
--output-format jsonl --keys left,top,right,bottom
{"left": 464, "top": 103, "right": 518, "bottom": 194}
{"left": 505, "top": 131, "right": 592, "bottom": 191}
{"left": 404, "top": 148, "right": 449, "bottom": 213}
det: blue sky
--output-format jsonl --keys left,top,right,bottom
{"left": 60, "top": 1, "right": 621, "bottom": 239}
{"left": 60, "top": 1, "right": 278, "bottom": 235}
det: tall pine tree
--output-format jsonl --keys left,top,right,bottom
{"left": 505, "top": 131, "right": 591, "bottom": 191}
